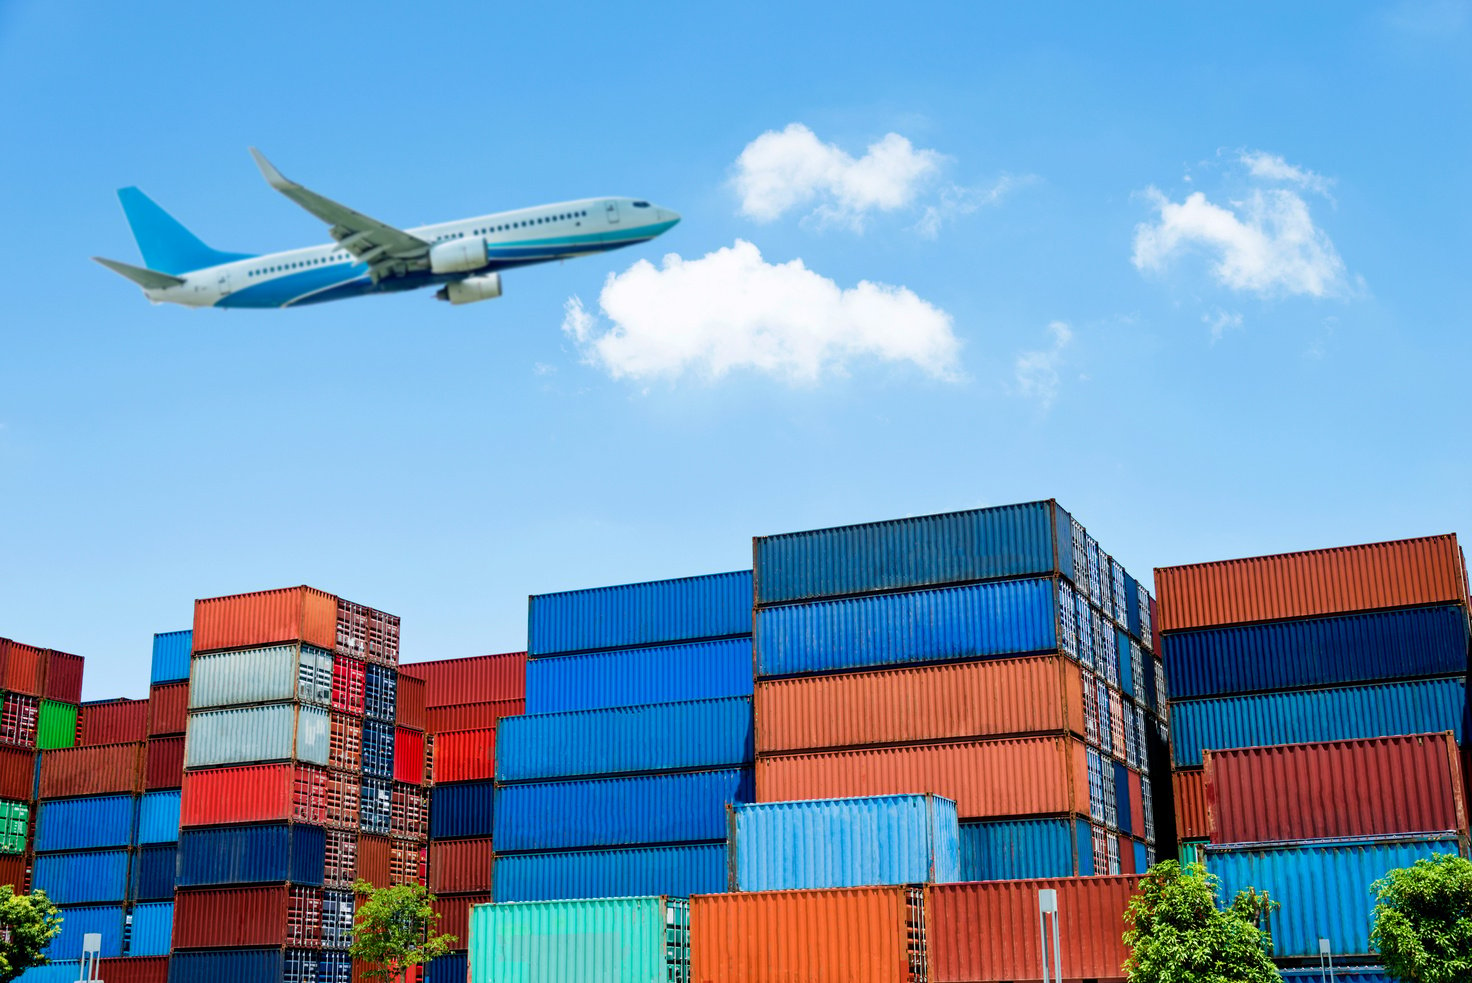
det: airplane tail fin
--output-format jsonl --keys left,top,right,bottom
{"left": 92, "top": 256, "right": 187, "bottom": 290}
{"left": 116, "top": 187, "right": 255, "bottom": 274}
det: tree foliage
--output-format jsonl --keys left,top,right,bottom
{"left": 350, "top": 881, "right": 458, "bottom": 983}
{"left": 1370, "top": 853, "right": 1472, "bottom": 983}
{"left": 1122, "top": 861, "right": 1281, "bottom": 983}
{"left": 0, "top": 887, "right": 63, "bottom": 983}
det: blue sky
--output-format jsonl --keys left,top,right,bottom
{"left": 1, "top": 1, "right": 1468, "bottom": 699}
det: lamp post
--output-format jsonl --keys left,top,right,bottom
{"left": 1038, "top": 888, "right": 1062, "bottom": 983}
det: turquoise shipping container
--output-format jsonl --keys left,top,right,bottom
{"left": 127, "top": 901, "right": 173, "bottom": 956}
{"left": 958, "top": 818, "right": 1094, "bottom": 881}
{"left": 528, "top": 570, "right": 753, "bottom": 657}
{"left": 524, "top": 637, "right": 754, "bottom": 714}
{"left": 471, "top": 896, "right": 689, "bottom": 983}
{"left": 492, "top": 843, "right": 727, "bottom": 902}
{"left": 137, "top": 790, "right": 181, "bottom": 844}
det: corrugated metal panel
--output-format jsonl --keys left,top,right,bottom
{"left": 959, "top": 818, "right": 1091, "bottom": 880}
{"left": 172, "top": 884, "right": 323, "bottom": 948}
{"left": 733, "top": 794, "right": 961, "bottom": 890}
{"left": 1155, "top": 534, "right": 1469, "bottom": 632}
{"left": 0, "top": 746, "right": 35, "bottom": 801}
{"left": 184, "top": 702, "right": 330, "bottom": 768}
{"left": 35, "top": 794, "right": 137, "bottom": 852}
{"left": 180, "top": 763, "right": 327, "bottom": 826}
{"left": 78, "top": 700, "right": 150, "bottom": 746}
{"left": 144, "top": 735, "right": 185, "bottom": 790}
{"left": 365, "top": 664, "right": 397, "bottom": 723}
{"left": 128, "top": 901, "right": 174, "bottom": 956}
{"left": 36, "top": 701, "right": 77, "bottom": 750}
{"left": 3, "top": 641, "right": 46, "bottom": 696}
{"left": 189, "top": 643, "right": 334, "bottom": 709}
{"left": 1281, "top": 970, "right": 1393, "bottom": 983}
{"left": 333, "top": 597, "right": 400, "bottom": 667}
{"left": 0, "top": 800, "right": 28, "bottom": 854}
{"left": 1, "top": 692, "right": 39, "bottom": 748}
{"left": 471, "top": 896, "right": 685, "bottom": 983}
{"left": 1173, "top": 768, "right": 1208, "bottom": 839}
{"left": 151, "top": 629, "right": 192, "bottom": 684}
{"left": 41, "top": 743, "right": 143, "bottom": 798}
{"left": 755, "top": 655, "right": 1084, "bottom": 753}
{"left": 425, "top": 954, "right": 467, "bottom": 983}
{"left": 402, "top": 652, "right": 528, "bottom": 707}
{"left": 1170, "top": 677, "right": 1469, "bottom": 767}
{"left": 497, "top": 698, "right": 753, "bottom": 782}
{"left": 394, "top": 727, "right": 425, "bottom": 784}
{"left": 131, "top": 843, "right": 177, "bottom": 900}
{"left": 360, "top": 777, "right": 392, "bottom": 835}
{"left": 17, "top": 962, "right": 80, "bottom": 983}
{"left": 32, "top": 849, "right": 130, "bottom": 904}
{"left": 755, "top": 577, "right": 1059, "bottom": 677}
{"left": 363, "top": 720, "right": 395, "bottom": 779}
{"left": 45, "top": 651, "right": 83, "bottom": 704}
{"left": 428, "top": 779, "right": 495, "bottom": 839}
{"left": 356, "top": 832, "right": 392, "bottom": 889}
{"left": 45, "top": 904, "right": 125, "bottom": 958}
{"left": 427, "top": 837, "right": 495, "bottom": 893}
{"left": 331, "top": 655, "right": 366, "bottom": 717}
{"left": 494, "top": 768, "right": 753, "bottom": 851}
{"left": 178, "top": 823, "right": 326, "bottom": 886}
{"left": 525, "top": 637, "right": 753, "bottom": 714}
{"left": 926, "top": 877, "right": 1137, "bottom": 982}
{"left": 1162, "top": 604, "right": 1471, "bottom": 699}
{"left": 167, "top": 947, "right": 316, "bottom": 983}
{"left": 396, "top": 674, "right": 426, "bottom": 731}
{"left": 431, "top": 892, "right": 491, "bottom": 947}
{"left": 149, "top": 682, "right": 189, "bottom": 736}
{"left": 322, "top": 888, "right": 354, "bottom": 949}
{"left": 97, "top": 957, "right": 170, "bottom": 983}
{"left": 432, "top": 728, "right": 496, "bottom": 783}
{"left": 528, "top": 570, "right": 753, "bottom": 657}
{"left": 426, "top": 700, "right": 523, "bottom": 733}
{"left": 192, "top": 585, "right": 338, "bottom": 653}
{"left": 1205, "top": 836, "right": 1462, "bottom": 957}
{"left": 492, "top": 843, "right": 728, "bottom": 902}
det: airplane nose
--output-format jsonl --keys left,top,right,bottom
{"left": 659, "top": 209, "right": 680, "bottom": 227}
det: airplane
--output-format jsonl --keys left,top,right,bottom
{"left": 93, "top": 149, "right": 680, "bottom": 309}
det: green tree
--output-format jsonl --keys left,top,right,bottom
{"left": 350, "top": 880, "right": 458, "bottom": 983}
{"left": 0, "top": 887, "right": 63, "bottom": 983}
{"left": 1122, "top": 861, "right": 1281, "bottom": 983}
{"left": 1371, "top": 853, "right": 1472, "bottom": 983}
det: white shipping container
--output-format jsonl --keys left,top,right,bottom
{"left": 184, "top": 702, "right": 329, "bottom": 768}
{"left": 188, "top": 644, "right": 333, "bottom": 709}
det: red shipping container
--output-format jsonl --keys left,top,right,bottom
{"left": 145, "top": 735, "right": 185, "bottom": 790}
{"left": 390, "top": 840, "right": 426, "bottom": 886}
{"left": 428, "top": 838, "right": 494, "bottom": 894}
{"left": 402, "top": 653, "right": 527, "bottom": 708}
{"left": 0, "top": 746, "right": 36, "bottom": 801}
{"left": 332, "top": 655, "right": 366, "bottom": 717}
{"left": 396, "top": 675, "right": 426, "bottom": 732}
{"left": 354, "top": 963, "right": 420, "bottom": 983}
{"left": 1173, "top": 769, "right": 1208, "bottom": 840}
{"left": 173, "top": 884, "right": 322, "bottom": 949}
{"left": 1, "top": 695, "right": 39, "bottom": 748}
{"left": 1155, "top": 534, "right": 1468, "bottom": 632}
{"left": 181, "top": 763, "right": 327, "bottom": 827}
{"left": 336, "top": 599, "right": 401, "bottom": 667}
{"left": 390, "top": 784, "right": 427, "bottom": 842}
{"left": 2, "top": 641, "right": 46, "bottom": 697}
{"left": 148, "top": 682, "right": 188, "bottom": 737}
{"left": 97, "top": 958, "right": 169, "bottom": 983}
{"left": 394, "top": 729, "right": 425, "bottom": 785}
{"left": 324, "top": 829, "right": 358, "bottom": 889}
{"left": 193, "top": 586, "right": 338, "bottom": 654}
{"left": 356, "top": 834, "right": 392, "bottom": 890}
{"left": 0, "top": 855, "right": 27, "bottom": 893}
{"left": 41, "top": 742, "right": 143, "bottom": 798}
{"left": 432, "top": 729, "right": 496, "bottom": 784}
{"left": 329, "top": 713, "right": 364, "bottom": 773}
{"left": 44, "top": 651, "right": 83, "bottom": 704}
{"left": 425, "top": 700, "right": 524, "bottom": 734}
{"left": 1128, "top": 771, "right": 1145, "bottom": 841}
{"left": 78, "top": 699, "right": 149, "bottom": 746}
{"left": 926, "top": 878, "right": 1138, "bottom": 983}
{"left": 432, "top": 893, "right": 491, "bottom": 949}
{"left": 326, "top": 771, "right": 361, "bottom": 830}
{"left": 1118, "top": 834, "right": 1136, "bottom": 875}
{"left": 1205, "top": 732, "right": 1468, "bottom": 844}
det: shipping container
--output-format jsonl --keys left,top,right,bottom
{"left": 167, "top": 947, "right": 319, "bottom": 983}
{"left": 34, "top": 701, "right": 76, "bottom": 750}
{"left": 424, "top": 954, "right": 466, "bottom": 983}
{"left": 99, "top": 957, "right": 170, "bottom": 983}
{"left": 926, "top": 877, "right": 1137, "bottom": 983}
{"left": 391, "top": 784, "right": 428, "bottom": 842}
{"left": 178, "top": 823, "right": 326, "bottom": 886}
{"left": 755, "top": 655, "right": 1085, "bottom": 754}
{"left": 529, "top": 570, "right": 753, "bottom": 657}
{"left": 32, "top": 850, "right": 130, "bottom": 904}
{"left": 755, "top": 577, "right": 1060, "bottom": 678}
{"left": 129, "top": 901, "right": 174, "bottom": 956}
{"left": 138, "top": 790, "right": 181, "bottom": 844}
{"left": 431, "top": 892, "right": 491, "bottom": 947}
{"left": 188, "top": 644, "right": 333, "bottom": 710}
{"left": 148, "top": 682, "right": 189, "bottom": 736}
{"left": 0, "top": 746, "right": 35, "bottom": 801}
{"left": 428, "top": 838, "right": 495, "bottom": 894}
{"left": 0, "top": 693, "right": 39, "bottom": 748}
{"left": 426, "top": 701, "right": 524, "bottom": 734}
{"left": 403, "top": 652, "right": 528, "bottom": 708}
{"left": 755, "top": 736, "right": 1090, "bottom": 820}
{"left": 395, "top": 728, "right": 425, "bottom": 784}
{"left": 431, "top": 728, "right": 496, "bottom": 784}
{"left": 470, "top": 896, "right": 688, "bottom": 983}
{"left": 184, "top": 702, "right": 330, "bottom": 768}
{"left": 691, "top": 886, "right": 925, "bottom": 983}
{"left": 334, "top": 597, "right": 400, "bottom": 666}
{"left": 1280, "top": 970, "right": 1394, "bottom": 983}
{"left": 524, "top": 637, "right": 752, "bottom": 715}
{"left": 192, "top": 585, "right": 338, "bottom": 654}
{"left": 327, "top": 771, "right": 361, "bottom": 831}
{"left": 363, "top": 721, "right": 395, "bottom": 779}
{"left": 389, "top": 840, "right": 425, "bottom": 887}
{"left": 132, "top": 843, "right": 178, "bottom": 900}
{"left": 322, "top": 888, "right": 354, "bottom": 949}
{"left": 329, "top": 712, "right": 363, "bottom": 773}
{"left": 360, "top": 777, "right": 392, "bottom": 835}
{"left": 365, "top": 665, "right": 397, "bottom": 724}
{"left": 4, "top": 641, "right": 46, "bottom": 697}
{"left": 1204, "top": 835, "right": 1462, "bottom": 957}
{"left": 497, "top": 698, "right": 753, "bottom": 783}
{"left": 428, "top": 781, "right": 495, "bottom": 840}
{"left": 1155, "top": 534, "right": 1468, "bottom": 632}
{"left": 493, "top": 843, "right": 727, "bottom": 902}
{"left": 45, "top": 904, "right": 125, "bottom": 958}
{"left": 172, "top": 884, "right": 323, "bottom": 948}
{"left": 1173, "top": 769, "right": 1208, "bottom": 840}
{"left": 356, "top": 833, "right": 392, "bottom": 889}
{"left": 0, "top": 800, "right": 29, "bottom": 854}
{"left": 17, "top": 962, "right": 80, "bottom": 983}
{"left": 959, "top": 817, "right": 1093, "bottom": 881}
{"left": 332, "top": 655, "right": 366, "bottom": 717}
{"left": 35, "top": 794, "right": 137, "bottom": 852}
{"left": 397, "top": 674, "right": 426, "bottom": 731}
{"left": 0, "top": 854, "right": 28, "bottom": 893}
{"left": 323, "top": 829, "right": 357, "bottom": 889}
{"left": 180, "top": 763, "right": 327, "bottom": 827}
{"left": 151, "top": 629, "right": 193, "bottom": 684}
{"left": 493, "top": 768, "right": 753, "bottom": 852}
{"left": 1170, "top": 676, "right": 1469, "bottom": 767}
{"left": 145, "top": 736, "right": 185, "bottom": 790}
{"left": 44, "top": 651, "right": 83, "bottom": 704}
{"left": 322, "top": 952, "right": 353, "bottom": 983}
{"left": 41, "top": 743, "right": 143, "bottom": 798}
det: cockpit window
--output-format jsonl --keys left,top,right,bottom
{"left": 632, "top": 201, "right": 650, "bottom": 208}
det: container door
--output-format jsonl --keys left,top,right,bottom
{"left": 605, "top": 200, "right": 620, "bottom": 224}
{"left": 217, "top": 268, "right": 232, "bottom": 297}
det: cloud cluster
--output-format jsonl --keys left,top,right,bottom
{"left": 1238, "top": 150, "right": 1333, "bottom": 198}
{"left": 1013, "top": 321, "right": 1073, "bottom": 409}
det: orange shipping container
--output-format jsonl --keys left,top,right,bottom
{"left": 1173, "top": 769, "right": 1208, "bottom": 840}
{"left": 148, "top": 682, "right": 188, "bottom": 737}
{"left": 1154, "top": 534, "right": 1468, "bottom": 632}
{"left": 692, "top": 886, "right": 926, "bottom": 983}
{"left": 192, "top": 586, "right": 338, "bottom": 654}
{"left": 40, "top": 742, "right": 143, "bottom": 798}
{"left": 2, "top": 641, "right": 47, "bottom": 697}
{"left": 756, "top": 737, "right": 1089, "bottom": 820}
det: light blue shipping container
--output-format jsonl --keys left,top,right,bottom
{"left": 150, "top": 629, "right": 192, "bottom": 685}
{"left": 524, "top": 637, "right": 754, "bottom": 714}
{"left": 1171, "top": 677, "right": 1469, "bottom": 767}
{"left": 528, "top": 570, "right": 753, "bottom": 657}
{"left": 496, "top": 698, "right": 754, "bottom": 782}
{"left": 137, "top": 789, "right": 181, "bottom": 844}
{"left": 188, "top": 643, "right": 333, "bottom": 709}
{"left": 127, "top": 901, "right": 173, "bottom": 956}
{"left": 33, "top": 850, "right": 130, "bottom": 904}
{"left": 1134, "top": 840, "right": 1149, "bottom": 874}
{"left": 46, "top": 904, "right": 124, "bottom": 958}
{"left": 732, "top": 794, "right": 961, "bottom": 891}
{"left": 959, "top": 818, "right": 1093, "bottom": 881}
{"left": 1205, "top": 836, "right": 1462, "bottom": 958}
{"left": 184, "top": 701, "right": 330, "bottom": 768}
{"left": 493, "top": 769, "right": 753, "bottom": 852}
{"left": 754, "top": 501, "right": 1076, "bottom": 606}
{"left": 755, "top": 577, "right": 1059, "bottom": 677}
{"left": 35, "top": 795, "right": 137, "bottom": 852}
{"left": 18, "top": 962, "right": 80, "bottom": 983}
{"left": 492, "top": 843, "right": 727, "bottom": 902}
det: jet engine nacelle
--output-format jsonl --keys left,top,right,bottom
{"left": 437, "top": 273, "right": 503, "bottom": 304}
{"left": 429, "top": 237, "right": 490, "bottom": 274}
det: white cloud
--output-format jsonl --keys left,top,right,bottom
{"left": 913, "top": 175, "right": 1030, "bottom": 239}
{"left": 1239, "top": 150, "right": 1333, "bottom": 197}
{"left": 1013, "top": 321, "right": 1073, "bottom": 408}
{"left": 1202, "top": 309, "right": 1244, "bottom": 342}
{"left": 562, "top": 240, "right": 962, "bottom": 384}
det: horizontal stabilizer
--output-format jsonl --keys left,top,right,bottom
{"left": 92, "top": 256, "right": 186, "bottom": 290}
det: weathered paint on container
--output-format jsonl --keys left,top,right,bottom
{"left": 926, "top": 877, "right": 1137, "bottom": 983}
{"left": 528, "top": 570, "right": 753, "bottom": 657}
{"left": 0, "top": 854, "right": 27, "bottom": 893}
{"left": 427, "top": 837, "right": 495, "bottom": 894}
{"left": 755, "top": 736, "right": 1090, "bottom": 820}
{"left": 426, "top": 700, "right": 524, "bottom": 733}
{"left": 497, "top": 698, "right": 753, "bottom": 783}
{"left": 432, "top": 728, "right": 496, "bottom": 783}
{"left": 471, "top": 896, "right": 689, "bottom": 983}
{"left": 44, "top": 651, "right": 83, "bottom": 704}
{"left": 132, "top": 843, "right": 177, "bottom": 900}
{"left": 144, "top": 735, "right": 185, "bottom": 790}
{"left": 755, "top": 578, "right": 1059, "bottom": 678}
{"left": 691, "top": 886, "right": 926, "bottom": 983}
{"left": 1170, "top": 677, "right": 1468, "bottom": 767}
{"left": 184, "top": 702, "right": 330, "bottom": 768}
{"left": 1173, "top": 769, "right": 1208, "bottom": 839}
{"left": 1155, "top": 534, "right": 1468, "bottom": 632}
{"left": 148, "top": 681, "right": 189, "bottom": 736}
{"left": 401, "top": 653, "right": 528, "bottom": 707}
{"left": 35, "top": 794, "right": 137, "bottom": 852}
{"left": 40, "top": 743, "right": 143, "bottom": 798}
{"left": 1204, "top": 835, "right": 1462, "bottom": 957}
{"left": 172, "top": 883, "right": 323, "bottom": 948}
{"left": 755, "top": 500, "right": 1076, "bottom": 606}
{"left": 78, "top": 699, "right": 149, "bottom": 746}
{"left": 32, "top": 849, "right": 130, "bottom": 904}
{"left": 151, "top": 629, "right": 192, "bottom": 684}
{"left": 429, "top": 779, "right": 495, "bottom": 840}
{"left": 189, "top": 643, "right": 333, "bottom": 709}
{"left": 959, "top": 817, "right": 1093, "bottom": 881}
{"left": 356, "top": 832, "right": 392, "bottom": 888}
{"left": 430, "top": 892, "right": 491, "bottom": 948}
{"left": 492, "top": 843, "right": 728, "bottom": 902}
{"left": 1162, "top": 604, "right": 1472, "bottom": 699}
{"left": 128, "top": 901, "right": 174, "bottom": 956}
{"left": 3, "top": 641, "right": 46, "bottom": 696}
{"left": 524, "top": 637, "right": 753, "bottom": 715}
{"left": 493, "top": 768, "right": 754, "bottom": 852}
{"left": 395, "top": 727, "right": 425, "bottom": 784}
{"left": 755, "top": 655, "right": 1085, "bottom": 753}
{"left": 168, "top": 949, "right": 320, "bottom": 983}
{"left": 192, "top": 585, "right": 338, "bottom": 653}
{"left": 180, "top": 762, "right": 327, "bottom": 826}
{"left": 98, "top": 957, "right": 170, "bottom": 983}
{"left": 0, "top": 692, "right": 39, "bottom": 748}
{"left": 138, "top": 790, "right": 181, "bottom": 843}
{"left": 396, "top": 674, "right": 426, "bottom": 731}
{"left": 178, "top": 823, "right": 326, "bottom": 886}
{"left": 36, "top": 701, "right": 77, "bottom": 750}
{"left": 45, "top": 904, "right": 124, "bottom": 958}
{"left": 733, "top": 794, "right": 961, "bottom": 890}
{"left": 0, "top": 747, "right": 35, "bottom": 801}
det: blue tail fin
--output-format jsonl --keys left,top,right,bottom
{"left": 117, "top": 187, "right": 255, "bottom": 274}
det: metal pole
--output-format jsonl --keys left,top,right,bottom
{"left": 1038, "top": 889, "right": 1059, "bottom": 983}
{"left": 1319, "top": 937, "right": 1335, "bottom": 983}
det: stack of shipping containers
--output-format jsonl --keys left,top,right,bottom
{"left": 1157, "top": 535, "right": 1472, "bottom": 974}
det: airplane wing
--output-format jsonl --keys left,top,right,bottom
{"left": 92, "top": 256, "right": 187, "bottom": 289}
{"left": 249, "top": 148, "right": 430, "bottom": 280}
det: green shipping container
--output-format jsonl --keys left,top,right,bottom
{"left": 471, "top": 896, "right": 689, "bottom": 983}
{"left": 0, "top": 801, "right": 27, "bottom": 854}
{"left": 37, "top": 701, "right": 77, "bottom": 750}
{"left": 1180, "top": 839, "right": 1208, "bottom": 868}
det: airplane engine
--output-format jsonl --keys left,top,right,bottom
{"left": 436, "top": 273, "right": 503, "bottom": 304}
{"left": 429, "top": 236, "right": 490, "bottom": 274}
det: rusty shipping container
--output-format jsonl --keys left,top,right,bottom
{"left": 44, "top": 651, "right": 83, "bottom": 703}
{"left": 192, "top": 585, "right": 338, "bottom": 654}
{"left": 172, "top": 883, "right": 323, "bottom": 949}
{"left": 432, "top": 892, "right": 491, "bottom": 949}
{"left": 755, "top": 655, "right": 1085, "bottom": 754}
{"left": 1173, "top": 769, "right": 1208, "bottom": 841}
{"left": 180, "top": 763, "right": 327, "bottom": 827}
{"left": 144, "top": 735, "right": 186, "bottom": 790}
{"left": 0, "top": 746, "right": 35, "bottom": 801}
{"left": 1155, "top": 534, "right": 1469, "bottom": 632}
{"left": 40, "top": 742, "right": 143, "bottom": 798}
{"left": 96, "top": 957, "right": 169, "bottom": 983}
{"left": 2, "top": 641, "right": 47, "bottom": 697}
{"left": 1206, "top": 733, "right": 1468, "bottom": 844}
{"left": 691, "top": 886, "right": 926, "bottom": 983}
{"left": 148, "top": 682, "right": 188, "bottom": 736}
{"left": 401, "top": 652, "right": 528, "bottom": 708}
{"left": 77, "top": 699, "right": 149, "bottom": 746}
{"left": 356, "top": 833, "right": 392, "bottom": 889}
{"left": 428, "top": 838, "right": 495, "bottom": 894}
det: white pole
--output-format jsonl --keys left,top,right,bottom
{"left": 1038, "top": 889, "right": 1059, "bottom": 983}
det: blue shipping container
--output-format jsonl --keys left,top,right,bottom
{"left": 33, "top": 850, "right": 130, "bottom": 904}
{"left": 321, "top": 952, "right": 352, "bottom": 983}
{"left": 1171, "top": 676, "right": 1469, "bottom": 767}
{"left": 177, "top": 823, "right": 325, "bottom": 886}
{"left": 151, "top": 628, "right": 192, "bottom": 684}
{"left": 732, "top": 794, "right": 961, "bottom": 891}
{"left": 429, "top": 780, "right": 495, "bottom": 840}
{"left": 1206, "top": 836, "right": 1461, "bottom": 958}
{"left": 493, "top": 769, "right": 754, "bottom": 852}
{"left": 45, "top": 905, "right": 124, "bottom": 958}
{"left": 755, "top": 577, "right": 1059, "bottom": 677}
{"left": 363, "top": 720, "right": 395, "bottom": 779}
{"left": 1163, "top": 604, "right": 1472, "bottom": 700}
{"left": 168, "top": 949, "right": 319, "bottom": 983}
{"left": 1114, "top": 762, "right": 1133, "bottom": 836}
{"left": 1281, "top": 971, "right": 1393, "bottom": 983}
{"left": 496, "top": 698, "right": 754, "bottom": 783}
{"left": 131, "top": 843, "right": 177, "bottom": 901}
{"left": 528, "top": 570, "right": 753, "bottom": 657}
{"left": 137, "top": 790, "right": 181, "bottom": 844}
{"left": 492, "top": 843, "right": 728, "bottom": 902}
{"left": 323, "top": 889, "right": 355, "bottom": 950}
{"left": 525, "top": 637, "right": 754, "bottom": 714}
{"left": 365, "top": 664, "right": 397, "bottom": 723}
{"left": 361, "top": 778, "right": 392, "bottom": 835}
{"left": 35, "top": 795, "right": 137, "bottom": 853}
{"left": 425, "top": 953, "right": 468, "bottom": 983}
{"left": 127, "top": 901, "right": 173, "bottom": 956}
{"left": 17, "top": 962, "right": 80, "bottom": 983}
{"left": 959, "top": 819, "right": 1093, "bottom": 881}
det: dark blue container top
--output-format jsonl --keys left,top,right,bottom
{"left": 151, "top": 629, "right": 193, "bottom": 684}
{"left": 177, "top": 823, "right": 325, "bottom": 886}
{"left": 528, "top": 570, "right": 753, "bottom": 657}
